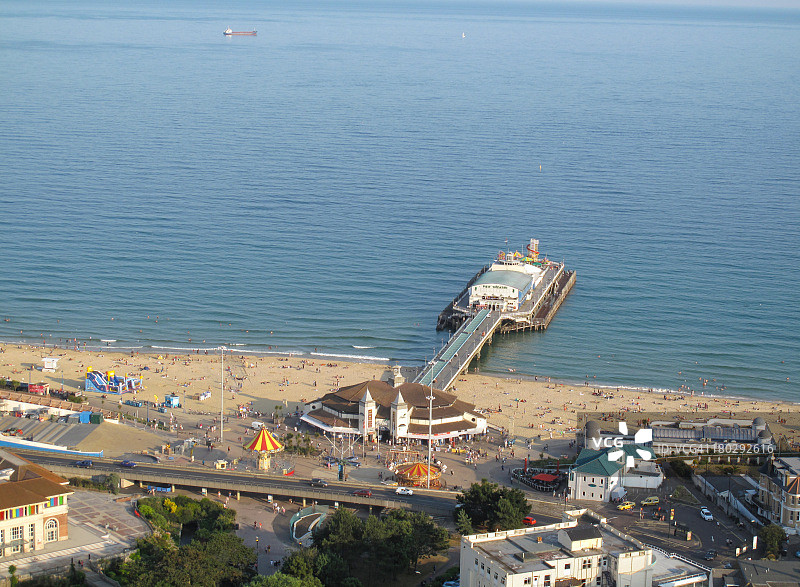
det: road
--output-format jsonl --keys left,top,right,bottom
{"left": 19, "top": 450, "right": 458, "bottom": 515}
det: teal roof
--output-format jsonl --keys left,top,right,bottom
{"left": 473, "top": 270, "right": 532, "bottom": 291}
{"left": 573, "top": 445, "right": 656, "bottom": 476}
{"left": 574, "top": 449, "right": 624, "bottom": 476}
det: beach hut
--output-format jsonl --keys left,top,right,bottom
{"left": 244, "top": 427, "right": 284, "bottom": 470}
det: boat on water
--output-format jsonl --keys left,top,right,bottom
{"left": 223, "top": 28, "right": 257, "bottom": 36}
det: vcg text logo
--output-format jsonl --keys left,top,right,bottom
{"left": 588, "top": 422, "right": 653, "bottom": 468}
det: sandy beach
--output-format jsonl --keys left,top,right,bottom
{"left": 1, "top": 344, "right": 797, "bottom": 447}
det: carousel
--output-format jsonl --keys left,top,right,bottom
{"left": 245, "top": 427, "right": 284, "bottom": 470}
{"left": 394, "top": 461, "right": 442, "bottom": 488}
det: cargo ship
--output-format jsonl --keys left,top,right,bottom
{"left": 223, "top": 28, "right": 257, "bottom": 36}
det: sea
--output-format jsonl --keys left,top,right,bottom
{"left": 1, "top": 0, "right": 798, "bottom": 402}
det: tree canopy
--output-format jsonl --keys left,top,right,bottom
{"left": 103, "top": 496, "right": 255, "bottom": 587}
{"left": 455, "top": 479, "right": 530, "bottom": 531}
{"left": 282, "top": 507, "right": 448, "bottom": 586}
{"left": 759, "top": 524, "right": 787, "bottom": 558}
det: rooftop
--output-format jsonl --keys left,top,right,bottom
{"left": 473, "top": 270, "right": 534, "bottom": 291}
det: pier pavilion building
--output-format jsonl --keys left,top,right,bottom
{"left": 301, "top": 378, "right": 487, "bottom": 443}
{"left": 468, "top": 243, "right": 547, "bottom": 312}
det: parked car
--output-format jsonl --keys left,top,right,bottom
{"left": 617, "top": 501, "right": 636, "bottom": 511}
{"left": 522, "top": 516, "right": 537, "bottom": 526}
{"left": 395, "top": 487, "right": 413, "bottom": 496}
{"left": 309, "top": 478, "right": 329, "bottom": 488}
{"left": 74, "top": 460, "right": 93, "bottom": 468}
{"left": 699, "top": 507, "right": 714, "bottom": 521}
{"left": 703, "top": 549, "right": 717, "bottom": 561}
{"left": 640, "top": 496, "right": 660, "bottom": 507}
{"left": 118, "top": 460, "right": 137, "bottom": 468}
{"left": 353, "top": 489, "right": 372, "bottom": 497}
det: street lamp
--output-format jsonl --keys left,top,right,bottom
{"left": 426, "top": 387, "right": 435, "bottom": 489}
{"left": 219, "top": 346, "right": 226, "bottom": 444}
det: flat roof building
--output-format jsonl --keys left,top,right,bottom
{"left": 460, "top": 509, "right": 708, "bottom": 587}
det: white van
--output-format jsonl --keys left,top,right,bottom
{"left": 251, "top": 421, "right": 265, "bottom": 430}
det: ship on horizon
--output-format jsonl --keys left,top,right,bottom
{"left": 223, "top": 28, "right": 257, "bottom": 36}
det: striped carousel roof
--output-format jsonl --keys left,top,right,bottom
{"left": 396, "top": 461, "right": 437, "bottom": 478}
{"left": 245, "top": 428, "right": 283, "bottom": 453}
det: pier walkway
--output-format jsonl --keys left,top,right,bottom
{"left": 416, "top": 309, "right": 502, "bottom": 390}
{"left": 419, "top": 263, "right": 575, "bottom": 390}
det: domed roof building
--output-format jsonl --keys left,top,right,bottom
{"left": 301, "top": 378, "right": 487, "bottom": 442}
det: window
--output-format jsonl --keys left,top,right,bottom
{"left": 11, "top": 527, "right": 22, "bottom": 541}
{"left": 475, "top": 559, "right": 479, "bottom": 566}
{"left": 481, "top": 563, "right": 485, "bottom": 570}
{"left": 45, "top": 519, "right": 58, "bottom": 543}
{"left": 582, "top": 559, "right": 592, "bottom": 569}
{"left": 544, "top": 575, "right": 551, "bottom": 587}
{"left": 27, "top": 523, "right": 35, "bottom": 539}
{"left": 524, "top": 579, "right": 531, "bottom": 585}
{"left": 596, "top": 578, "right": 601, "bottom": 586}
{"left": 564, "top": 564, "right": 571, "bottom": 570}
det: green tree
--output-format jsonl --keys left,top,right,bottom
{"left": 313, "top": 551, "right": 350, "bottom": 587}
{"left": 388, "top": 510, "right": 449, "bottom": 570}
{"left": 455, "top": 508, "right": 474, "bottom": 535}
{"left": 282, "top": 549, "right": 318, "bottom": 580}
{"left": 312, "top": 508, "right": 363, "bottom": 564}
{"left": 759, "top": 524, "right": 787, "bottom": 558}
{"left": 247, "top": 573, "right": 323, "bottom": 587}
{"left": 457, "top": 479, "right": 530, "bottom": 531}
{"left": 8, "top": 564, "right": 17, "bottom": 587}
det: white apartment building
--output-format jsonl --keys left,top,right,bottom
{"left": 460, "top": 511, "right": 707, "bottom": 587}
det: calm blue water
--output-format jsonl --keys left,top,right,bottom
{"left": 1, "top": 1, "right": 798, "bottom": 400}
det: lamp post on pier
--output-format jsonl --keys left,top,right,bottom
{"left": 427, "top": 386, "right": 435, "bottom": 489}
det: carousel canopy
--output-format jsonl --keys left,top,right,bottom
{"left": 245, "top": 428, "right": 283, "bottom": 453}
{"left": 396, "top": 462, "right": 438, "bottom": 478}
{"left": 531, "top": 473, "right": 558, "bottom": 483}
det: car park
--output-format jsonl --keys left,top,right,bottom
{"left": 118, "top": 460, "right": 137, "bottom": 468}
{"left": 353, "top": 489, "right": 372, "bottom": 497}
{"left": 309, "top": 478, "right": 329, "bottom": 488}
{"left": 617, "top": 501, "right": 636, "bottom": 511}
{"left": 640, "top": 496, "right": 660, "bottom": 507}
{"left": 700, "top": 507, "right": 714, "bottom": 521}
{"left": 522, "top": 516, "right": 537, "bottom": 526}
{"left": 396, "top": 487, "right": 413, "bottom": 496}
{"left": 74, "top": 460, "right": 93, "bottom": 468}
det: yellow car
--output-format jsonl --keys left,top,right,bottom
{"left": 617, "top": 501, "right": 636, "bottom": 511}
{"left": 640, "top": 496, "right": 660, "bottom": 507}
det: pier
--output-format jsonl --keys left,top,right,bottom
{"left": 417, "top": 242, "right": 575, "bottom": 390}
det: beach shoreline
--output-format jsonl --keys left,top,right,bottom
{"left": 1, "top": 342, "right": 796, "bottom": 448}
